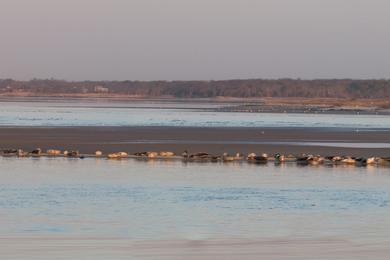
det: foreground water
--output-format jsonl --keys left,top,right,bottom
{"left": 1, "top": 157, "right": 389, "bottom": 245}
{"left": 1, "top": 100, "right": 390, "bottom": 128}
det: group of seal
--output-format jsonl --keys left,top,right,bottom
{"left": 1, "top": 148, "right": 389, "bottom": 167}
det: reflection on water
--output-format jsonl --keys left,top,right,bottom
{"left": 0, "top": 101, "right": 389, "bottom": 128}
{"left": 0, "top": 157, "right": 390, "bottom": 244}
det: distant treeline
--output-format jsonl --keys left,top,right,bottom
{"left": 0, "top": 79, "right": 389, "bottom": 99}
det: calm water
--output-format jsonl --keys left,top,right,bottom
{"left": 1, "top": 157, "right": 390, "bottom": 244}
{"left": 0, "top": 100, "right": 389, "bottom": 128}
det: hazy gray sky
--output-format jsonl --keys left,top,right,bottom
{"left": 0, "top": 0, "right": 389, "bottom": 80}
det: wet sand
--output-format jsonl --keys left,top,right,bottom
{"left": 1, "top": 237, "right": 389, "bottom": 260}
{"left": 0, "top": 126, "right": 389, "bottom": 157}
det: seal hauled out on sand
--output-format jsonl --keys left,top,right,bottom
{"left": 107, "top": 152, "right": 128, "bottom": 159}
{"left": 47, "top": 149, "right": 61, "bottom": 156}
{"left": 64, "top": 150, "right": 79, "bottom": 157}
{"left": 182, "top": 150, "right": 189, "bottom": 159}
{"left": 30, "top": 148, "right": 42, "bottom": 156}
{"left": 247, "top": 153, "right": 268, "bottom": 164}
{"left": 159, "top": 151, "right": 175, "bottom": 157}
{"left": 2, "top": 149, "right": 18, "bottom": 156}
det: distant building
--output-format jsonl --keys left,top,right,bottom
{"left": 94, "top": 86, "right": 109, "bottom": 93}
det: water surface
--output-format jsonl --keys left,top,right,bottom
{"left": 1, "top": 100, "right": 389, "bottom": 128}
{"left": 1, "top": 157, "right": 389, "bottom": 244}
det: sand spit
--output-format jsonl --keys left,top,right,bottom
{"left": 0, "top": 126, "right": 389, "bottom": 158}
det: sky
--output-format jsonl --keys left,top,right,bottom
{"left": 0, "top": 0, "right": 389, "bottom": 81}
